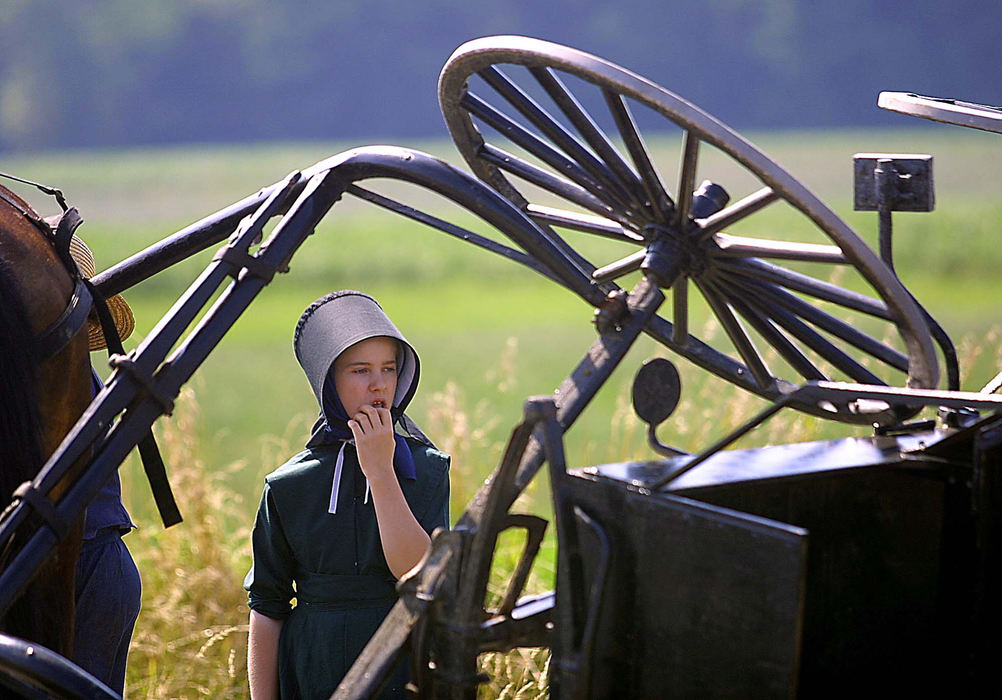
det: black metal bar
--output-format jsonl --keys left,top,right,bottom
{"left": 698, "top": 278, "right": 773, "bottom": 390}
{"left": 482, "top": 277, "right": 665, "bottom": 506}
{"left": 344, "top": 184, "right": 558, "bottom": 282}
{"left": 494, "top": 514, "right": 548, "bottom": 618}
{"left": 477, "top": 593, "right": 555, "bottom": 653}
{"left": 538, "top": 399, "right": 583, "bottom": 646}
{"left": 540, "top": 403, "right": 583, "bottom": 696}
{"left": 871, "top": 156, "right": 955, "bottom": 388}
{"left": 568, "top": 504, "right": 610, "bottom": 698}
{"left": 649, "top": 395, "right": 795, "bottom": 490}
{"left": 602, "top": 88, "right": 673, "bottom": 221}
{"left": 794, "top": 381, "right": 1002, "bottom": 412}
{"left": 720, "top": 257, "right": 892, "bottom": 320}
{"left": 921, "top": 304, "right": 959, "bottom": 391}
{"left": 875, "top": 158, "right": 897, "bottom": 272}
{"left": 430, "top": 414, "right": 537, "bottom": 699}
{"left": 528, "top": 67, "right": 646, "bottom": 204}
{"left": 90, "top": 183, "right": 284, "bottom": 297}
{"left": 0, "top": 634, "right": 119, "bottom": 699}
{"left": 643, "top": 314, "right": 766, "bottom": 395}
{"left": 477, "top": 66, "right": 641, "bottom": 214}
{"left": 330, "top": 147, "right": 607, "bottom": 306}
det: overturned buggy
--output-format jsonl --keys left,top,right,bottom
{"left": 1, "top": 36, "right": 1001, "bottom": 698}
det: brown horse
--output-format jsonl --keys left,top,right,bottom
{"left": 0, "top": 182, "right": 93, "bottom": 657}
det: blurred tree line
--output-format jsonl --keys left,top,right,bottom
{"left": 1, "top": 0, "right": 999, "bottom": 151}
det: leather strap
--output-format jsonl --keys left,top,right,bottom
{"left": 34, "top": 278, "right": 93, "bottom": 361}
{"left": 12, "top": 482, "right": 70, "bottom": 540}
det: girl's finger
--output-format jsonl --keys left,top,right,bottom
{"left": 352, "top": 413, "right": 371, "bottom": 433}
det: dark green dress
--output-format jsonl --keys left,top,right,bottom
{"left": 245, "top": 439, "right": 450, "bottom": 700}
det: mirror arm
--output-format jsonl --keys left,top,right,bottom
{"left": 646, "top": 423, "right": 689, "bottom": 458}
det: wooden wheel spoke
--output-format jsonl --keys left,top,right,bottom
{"left": 672, "top": 277, "right": 688, "bottom": 345}
{"left": 720, "top": 258, "right": 892, "bottom": 320}
{"left": 525, "top": 204, "right": 643, "bottom": 242}
{"left": 697, "top": 278, "right": 773, "bottom": 389}
{"left": 480, "top": 144, "right": 634, "bottom": 228}
{"left": 477, "top": 67, "right": 641, "bottom": 214}
{"left": 738, "top": 275, "right": 909, "bottom": 372}
{"left": 716, "top": 278, "right": 828, "bottom": 381}
{"left": 462, "top": 92, "right": 627, "bottom": 208}
{"left": 602, "top": 89, "right": 674, "bottom": 221}
{"left": 734, "top": 279, "right": 888, "bottom": 384}
{"left": 440, "top": 37, "right": 941, "bottom": 419}
{"left": 592, "top": 250, "right": 644, "bottom": 283}
{"left": 674, "top": 131, "right": 700, "bottom": 229}
{"left": 714, "top": 234, "right": 848, "bottom": 264}
{"left": 696, "top": 187, "right": 780, "bottom": 240}
{"left": 768, "top": 306, "right": 886, "bottom": 384}
{"left": 528, "top": 66, "right": 647, "bottom": 207}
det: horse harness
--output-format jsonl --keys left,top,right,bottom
{"left": 0, "top": 172, "right": 182, "bottom": 529}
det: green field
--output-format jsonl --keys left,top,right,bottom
{"left": 3, "top": 128, "right": 1001, "bottom": 696}
{"left": 5, "top": 124, "right": 1002, "bottom": 541}
{"left": 8, "top": 127, "right": 999, "bottom": 506}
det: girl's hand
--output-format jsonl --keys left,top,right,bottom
{"left": 348, "top": 405, "right": 396, "bottom": 483}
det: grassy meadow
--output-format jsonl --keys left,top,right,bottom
{"left": 3, "top": 126, "right": 1001, "bottom": 697}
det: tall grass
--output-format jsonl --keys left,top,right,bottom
{"left": 124, "top": 387, "right": 251, "bottom": 698}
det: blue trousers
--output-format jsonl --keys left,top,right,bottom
{"left": 73, "top": 529, "right": 142, "bottom": 695}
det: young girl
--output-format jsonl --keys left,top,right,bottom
{"left": 245, "top": 290, "right": 450, "bottom": 699}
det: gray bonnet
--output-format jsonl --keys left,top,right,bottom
{"left": 293, "top": 290, "right": 419, "bottom": 413}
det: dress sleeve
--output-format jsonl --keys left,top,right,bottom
{"left": 416, "top": 454, "right": 450, "bottom": 534}
{"left": 244, "top": 481, "right": 296, "bottom": 619}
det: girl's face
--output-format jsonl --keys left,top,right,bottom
{"left": 332, "top": 336, "right": 398, "bottom": 417}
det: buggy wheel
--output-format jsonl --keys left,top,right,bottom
{"left": 0, "top": 634, "right": 119, "bottom": 699}
{"left": 439, "top": 35, "right": 939, "bottom": 424}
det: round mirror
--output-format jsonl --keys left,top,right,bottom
{"left": 632, "top": 358, "right": 682, "bottom": 427}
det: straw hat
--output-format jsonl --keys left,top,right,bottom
{"left": 67, "top": 235, "right": 135, "bottom": 351}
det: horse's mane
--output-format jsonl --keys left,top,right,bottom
{"left": 0, "top": 257, "right": 44, "bottom": 508}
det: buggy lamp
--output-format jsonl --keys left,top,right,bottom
{"left": 853, "top": 153, "right": 934, "bottom": 212}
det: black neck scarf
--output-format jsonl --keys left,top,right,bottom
{"left": 306, "top": 374, "right": 416, "bottom": 480}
